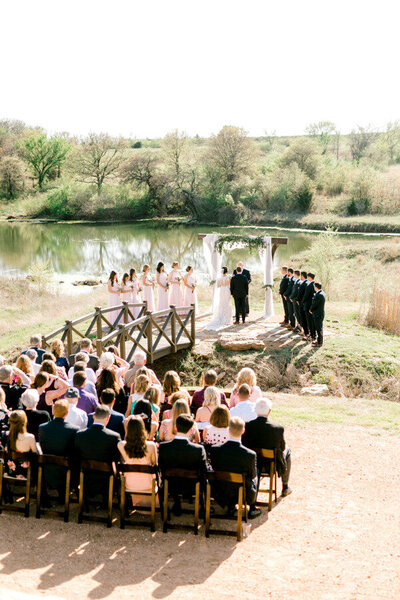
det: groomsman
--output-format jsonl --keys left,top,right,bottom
{"left": 283, "top": 268, "right": 295, "bottom": 328}
{"left": 278, "top": 266, "right": 289, "bottom": 325}
{"left": 310, "top": 282, "right": 326, "bottom": 346}
{"left": 289, "top": 270, "right": 302, "bottom": 332}
{"left": 302, "top": 272, "right": 316, "bottom": 341}
{"left": 234, "top": 262, "right": 251, "bottom": 315}
{"left": 297, "top": 271, "right": 309, "bottom": 336}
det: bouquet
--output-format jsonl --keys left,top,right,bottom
{"left": 166, "top": 282, "right": 170, "bottom": 289}
{"left": 138, "top": 287, "right": 143, "bottom": 293}
{"left": 209, "top": 280, "right": 216, "bottom": 286}
{"left": 262, "top": 284, "right": 273, "bottom": 290}
{"left": 192, "top": 283, "right": 196, "bottom": 290}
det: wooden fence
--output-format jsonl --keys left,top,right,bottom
{"left": 42, "top": 302, "right": 196, "bottom": 365}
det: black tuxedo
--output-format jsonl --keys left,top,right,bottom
{"left": 242, "top": 416, "right": 289, "bottom": 480}
{"left": 159, "top": 438, "right": 207, "bottom": 500}
{"left": 233, "top": 268, "right": 251, "bottom": 314}
{"left": 74, "top": 424, "right": 121, "bottom": 496}
{"left": 1, "top": 382, "right": 28, "bottom": 412}
{"left": 210, "top": 440, "right": 258, "bottom": 508}
{"left": 283, "top": 276, "right": 295, "bottom": 327}
{"left": 87, "top": 409, "right": 125, "bottom": 439}
{"left": 230, "top": 273, "right": 249, "bottom": 323}
{"left": 302, "top": 280, "right": 316, "bottom": 338}
{"left": 290, "top": 279, "right": 302, "bottom": 327}
{"left": 310, "top": 289, "right": 326, "bottom": 345}
{"left": 38, "top": 418, "right": 79, "bottom": 489}
{"left": 68, "top": 351, "right": 100, "bottom": 372}
{"left": 279, "top": 274, "right": 289, "bottom": 323}
{"left": 25, "top": 408, "right": 50, "bottom": 440}
{"left": 297, "top": 279, "right": 309, "bottom": 333}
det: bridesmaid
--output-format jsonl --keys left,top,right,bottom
{"left": 168, "top": 261, "right": 184, "bottom": 308}
{"left": 107, "top": 271, "right": 121, "bottom": 325}
{"left": 129, "top": 268, "right": 142, "bottom": 318}
{"left": 183, "top": 265, "right": 198, "bottom": 312}
{"left": 141, "top": 264, "right": 155, "bottom": 312}
{"left": 156, "top": 262, "right": 169, "bottom": 311}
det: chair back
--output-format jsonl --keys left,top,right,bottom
{"left": 206, "top": 471, "right": 245, "bottom": 485}
{"left": 38, "top": 454, "right": 70, "bottom": 468}
{"left": 163, "top": 467, "right": 201, "bottom": 480}
{"left": 0, "top": 449, "right": 35, "bottom": 463}
{"left": 117, "top": 464, "right": 158, "bottom": 475}
{"left": 256, "top": 448, "right": 276, "bottom": 460}
{"left": 80, "top": 459, "right": 114, "bottom": 474}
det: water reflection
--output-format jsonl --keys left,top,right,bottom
{"left": 0, "top": 221, "right": 313, "bottom": 281}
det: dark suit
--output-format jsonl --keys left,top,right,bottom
{"left": 87, "top": 408, "right": 125, "bottom": 439}
{"left": 297, "top": 279, "right": 309, "bottom": 334}
{"left": 242, "top": 416, "right": 291, "bottom": 485}
{"left": 233, "top": 268, "right": 251, "bottom": 314}
{"left": 25, "top": 408, "right": 50, "bottom": 440}
{"left": 210, "top": 440, "right": 258, "bottom": 509}
{"left": 74, "top": 424, "right": 121, "bottom": 497}
{"left": 283, "top": 276, "right": 295, "bottom": 327}
{"left": 38, "top": 418, "right": 79, "bottom": 490}
{"left": 159, "top": 437, "right": 207, "bottom": 503}
{"left": 290, "top": 278, "right": 302, "bottom": 327}
{"left": 22, "top": 346, "right": 45, "bottom": 364}
{"left": 302, "top": 280, "right": 316, "bottom": 339}
{"left": 0, "top": 382, "right": 27, "bottom": 411}
{"left": 230, "top": 273, "right": 249, "bottom": 323}
{"left": 310, "top": 289, "right": 326, "bottom": 345}
{"left": 279, "top": 274, "right": 289, "bottom": 323}
{"left": 68, "top": 351, "right": 100, "bottom": 372}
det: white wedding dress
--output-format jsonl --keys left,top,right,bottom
{"left": 205, "top": 274, "right": 232, "bottom": 331}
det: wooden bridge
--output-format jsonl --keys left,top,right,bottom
{"left": 41, "top": 302, "right": 196, "bottom": 365}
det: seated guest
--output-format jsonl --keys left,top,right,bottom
{"left": 64, "top": 387, "right": 88, "bottom": 430}
{"left": 96, "top": 351, "right": 129, "bottom": 389}
{"left": 160, "top": 371, "right": 182, "bottom": 418}
{"left": 14, "top": 355, "right": 35, "bottom": 384}
{"left": 96, "top": 368, "right": 127, "bottom": 416}
{"left": 49, "top": 339, "right": 70, "bottom": 371}
{"left": 21, "top": 388, "right": 50, "bottom": 439}
{"left": 68, "top": 352, "right": 96, "bottom": 383}
{"left": 159, "top": 399, "right": 200, "bottom": 443}
{"left": 229, "top": 368, "right": 262, "bottom": 408}
{"left": 25, "top": 349, "right": 40, "bottom": 374}
{"left": 1, "top": 410, "right": 38, "bottom": 480}
{"left": 159, "top": 414, "right": 207, "bottom": 515}
{"left": 88, "top": 388, "right": 125, "bottom": 438}
{"left": 69, "top": 361, "right": 98, "bottom": 397}
{"left": 195, "top": 386, "right": 220, "bottom": 432}
{"left": 161, "top": 390, "right": 191, "bottom": 421}
{"left": 118, "top": 415, "right": 158, "bottom": 507}
{"left": 72, "top": 372, "right": 98, "bottom": 416}
{"left": 0, "top": 387, "right": 10, "bottom": 433}
{"left": 74, "top": 405, "right": 121, "bottom": 500}
{"left": 132, "top": 399, "right": 158, "bottom": 441}
{"left": 210, "top": 417, "right": 260, "bottom": 518}
{"left": 0, "top": 364, "right": 32, "bottom": 411}
{"left": 242, "top": 397, "right": 292, "bottom": 497}
{"left": 125, "top": 350, "right": 161, "bottom": 390}
{"left": 229, "top": 384, "right": 257, "bottom": 423}
{"left": 69, "top": 338, "right": 100, "bottom": 372}
{"left": 38, "top": 399, "right": 80, "bottom": 501}
{"left": 203, "top": 405, "right": 230, "bottom": 445}
{"left": 192, "top": 370, "right": 228, "bottom": 412}
{"left": 126, "top": 374, "right": 150, "bottom": 417}
{"left": 41, "top": 352, "right": 68, "bottom": 380}
{"left": 143, "top": 386, "right": 161, "bottom": 421}
{"left": 22, "top": 334, "right": 45, "bottom": 364}
{"left": 33, "top": 371, "right": 69, "bottom": 417}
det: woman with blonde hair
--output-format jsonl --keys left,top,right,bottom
{"left": 143, "top": 385, "right": 161, "bottom": 421}
{"left": 161, "top": 389, "right": 191, "bottom": 421}
{"left": 160, "top": 370, "right": 183, "bottom": 417}
{"left": 229, "top": 367, "right": 262, "bottom": 408}
{"left": 15, "top": 355, "right": 35, "bottom": 384}
{"left": 195, "top": 386, "right": 220, "bottom": 430}
{"left": 159, "top": 398, "right": 199, "bottom": 442}
{"left": 126, "top": 374, "right": 151, "bottom": 417}
{"left": 1, "top": 410, "right": 37, "bottom": 479}
{"left": 49, "top": 339, "right": 69, "bottom": 371}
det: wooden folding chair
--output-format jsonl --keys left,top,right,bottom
{"left": 77, "top": 460, "right": 115, "bottom": 527}
{"left": 0, "top": 450, "right": 33, "bottom": 518}
{"left": 255, "top": 448, "right": 278, "bottom": 511}
{"left": 161, "top": 467, "right": 202, "bottom": 535}
{"left": 205, "top": 471, "right": 247, "bottom": 541}
{"left": 118, "top": 464, "right": 159, "bottom": 532}
{"left": 36, "top": 454, "right": 72, "bottom": 522}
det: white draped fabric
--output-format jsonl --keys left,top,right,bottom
{"left": 203, "top": 234, "right": 224, "bottom": 330}
{"left": 259, "top": 235, "right": 274, "bottom": 320}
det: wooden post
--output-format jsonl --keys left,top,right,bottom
{"left": 123, "top": 301, "right": 129, "bottom": 324}
{"left": 170, "top": 305, "right": 177, "bottom": 353}
{"left": 119, "top": 324, "right": 126, "bottom": 359}
{"left": 65, "top": 321, "right": 73, "bottom": 356}
{"left": 96, "top": 339, "right": 103, "bottom": 357}
{"left": 95, "top": 307, "right": 102, "bottom": 340}
{"left": 190, "top": 303, "right": 196, "bottom": 346}
{"left": 146, "top": 312, "right": 153, "bottom": 364}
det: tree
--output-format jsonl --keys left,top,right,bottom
{"left": 263, "top": 129, "right": 277, "bottom": 152}
{"left": 75, "top": 133, "right": 126, "bottom": 193}
{"left": 19, "top": 133, "right": 70, "bottom": 188}
{"left": 381, "top": 121, "right": 400, "bottom": 163}
{"left": 349, "top": 125, "right": 377, "bottom": 164}
{"left": 121, "top": 153, "right": 170, "bottom": 213}
{"left": 0, "top": 119, "right": 26, "bottom": 136}
{"left": 280, "top": 138, "right": 320, "bottom": 179}
{"left": 207, "top": 126, "right": 258, "bottom": 183}
{"left": 0, "top": 156, "right": 25, "bottom": 198}
{"left": 306, "top": 121, "right": 336, "bottom": 154}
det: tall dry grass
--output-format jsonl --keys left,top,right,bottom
{"left": 365, "top": 286, "right": 400, "bottom": 335}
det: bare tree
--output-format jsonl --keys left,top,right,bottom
{"left": 382, "top": 121, "right": 400, "bottom": 163}
{"left": 263, "top": 129, "right": 277, "bottom": 152}
{"left": 121, "top": 153, "right": 170, "bottom": 213}
{"left": 75, "top": 133, "right": 126, "bottom": 193}
{"left": 349, "top": 125, "right": 377, "bottom": 164}
{"left": 306, "top": 121, "right": 336, "bottom": 154}
{"left": 207, "top": 126, "right": 258, "bottom": 183}
{"left": 0, "top": 156, "right": 25, "bottom": 198}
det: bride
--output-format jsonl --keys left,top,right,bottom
{"left": 205, "top": 267, "right": 232, "bottom": 331}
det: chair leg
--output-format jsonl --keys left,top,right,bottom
{"left": 64, "top": 469, "right": 71, "bottom": 523}
{"left": 162, "top": 480, "right": 168, "bottom": 533}
{"left": 25, "top": 467, "right": 31, "bottom": 518}
{"left": 269, "top": 464, "right": 273, "bottom": 511}
{"left": 36, "top": 466, "right": 42, "bottom": 519}
{"left": 0, "top": 462, "right": 3, "bottom": 513}
{"left": 194, "top": 482, "right": 200, "bottom": 535}
{"left": 107, "top": 476, "right": 113, "bottom": 528}
{"left": 77, "top": 471, "right": 84, "bottom": 524}
{"left": 275, "top": 469, "right": 278, "bottom": 503}
{"left": 237, "top": 486, "right": 243, "bottom": 541}
{"left": 150, "top": 479, "right": 156, "bottom": 532}
{"left": 120, "top": 477, "right": 126, "bottom": 529}
{"left": 205, "top": 483, "right": 211, "bottom": 538}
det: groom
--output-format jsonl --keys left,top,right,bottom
{"left": 230, "top": 266, "right": 249, "bottom": 324}
{"left": 233, "top": 261, "right": 251, "bottom": 315}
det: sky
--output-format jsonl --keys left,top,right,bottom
{"left": 1, "top": 0, "right": 399, "bottom": 139}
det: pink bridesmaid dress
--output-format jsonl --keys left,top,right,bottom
{"left": 142, "top": 273, "right": 155, "bottom": 312}
{"left": 108, "top": 281, "right": 121, "bottom": 324}
{"left": 130, "top": 277, "right": 142, "bottom": 318}
{"left": 157, "top": 271, "right": 169, "bottom": 311}
{"left": 183, "top": 273, "right": 198, "bottom": 312}
{"left": 169, "top": 270, "right": 184, "bottom": 308}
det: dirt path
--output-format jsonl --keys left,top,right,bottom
{"left": 0, "top": 423, "right": 399, "bottom": 600}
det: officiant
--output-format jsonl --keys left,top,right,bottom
{"left": 233, "top": 261, "right": 251, "bottom": 315}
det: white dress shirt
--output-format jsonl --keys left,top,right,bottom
{"left": 229, "top": 400, "right": 257, "bottom": 423}
{"left": 64, "top": 403, "right": 88, "bottom": 430}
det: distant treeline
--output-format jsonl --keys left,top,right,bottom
{"left": 1, "top": 119, "right": 400, "bottom": 222}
